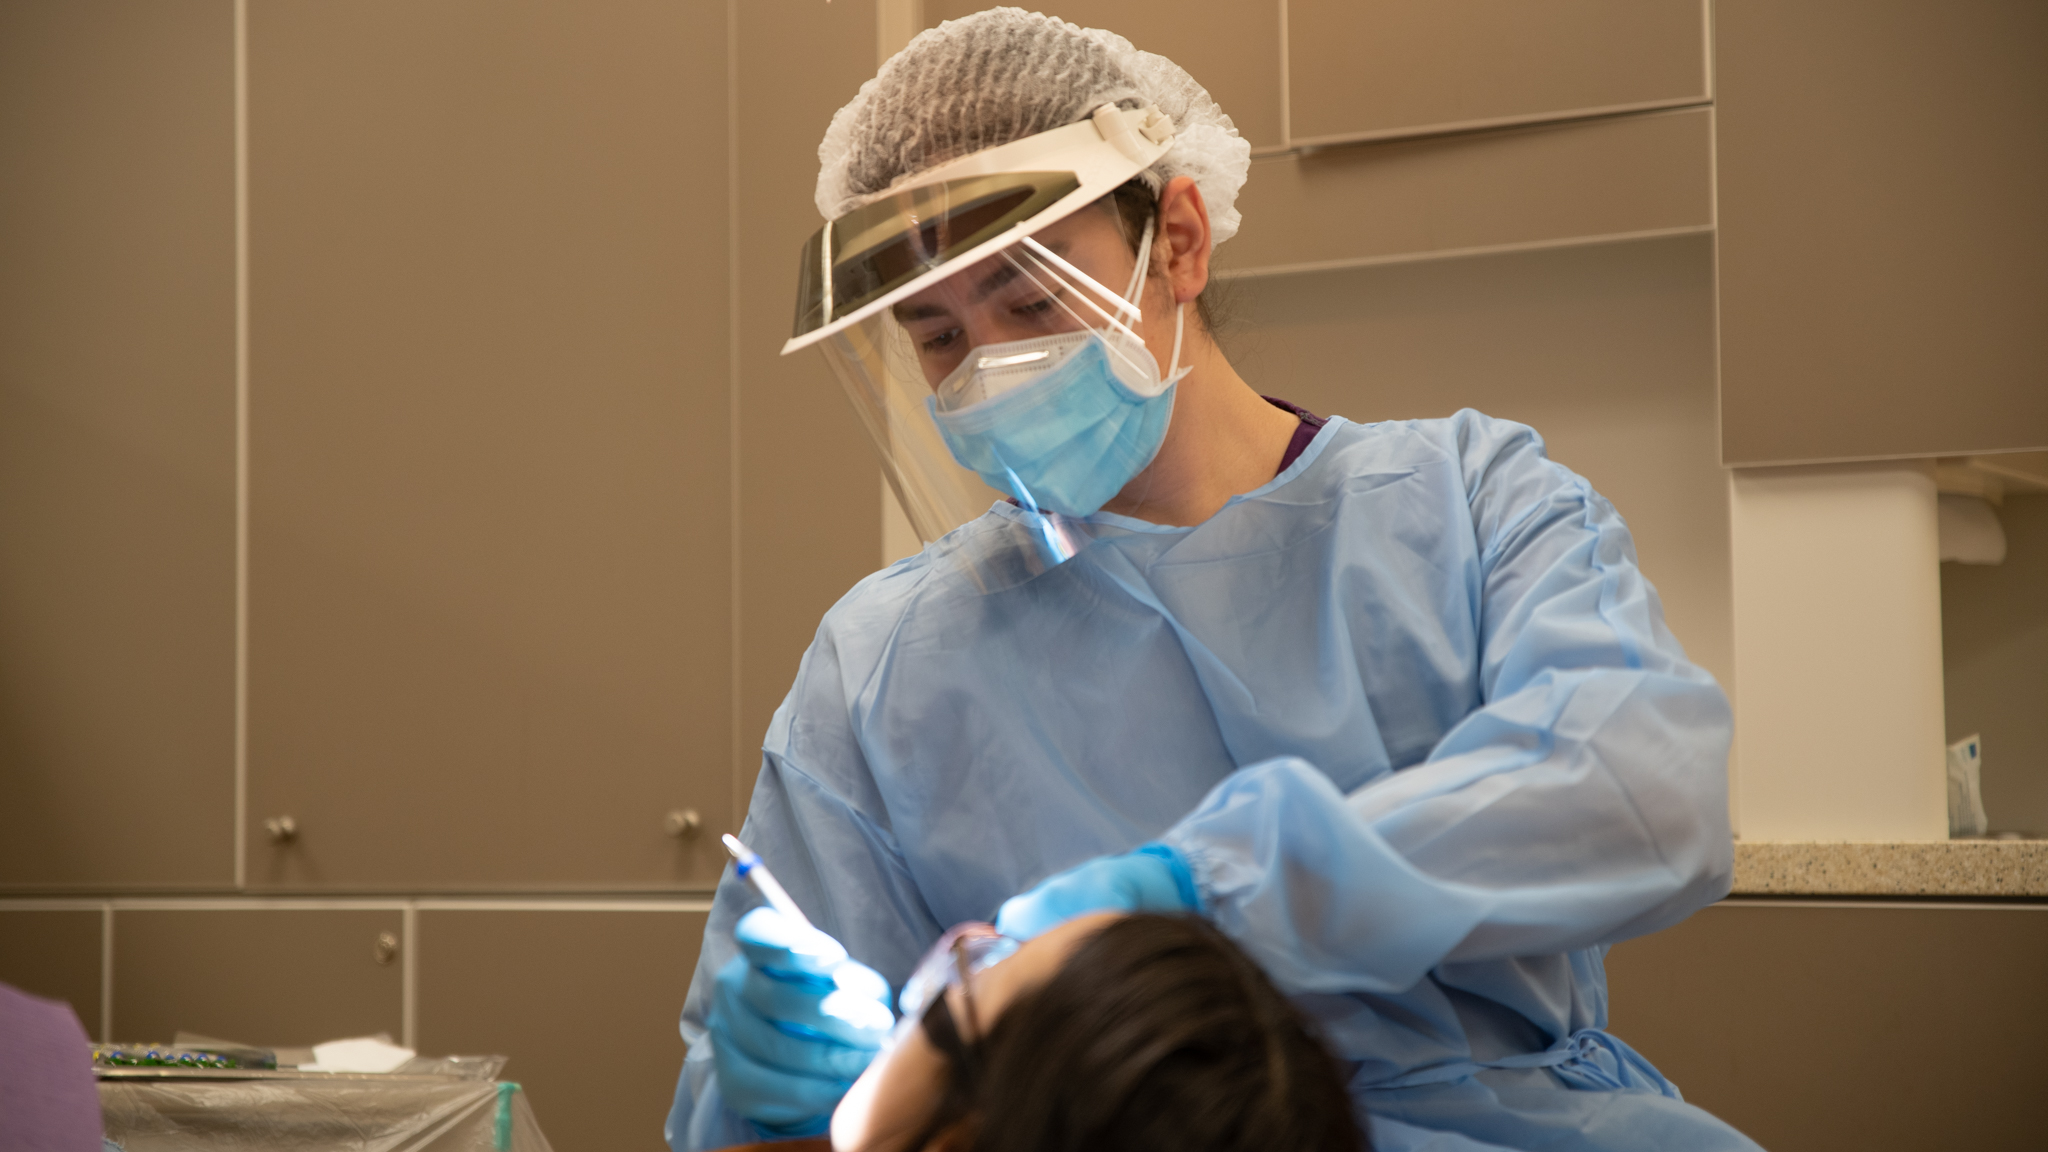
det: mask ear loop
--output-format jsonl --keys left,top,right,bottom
{"left": 1165, "top": 300, "right": 1188, "bottom": 383}
{"left": 1123, "top": 215, "right": 1191, "bottom": 386}
{"left": 1123, "top": 217, "right": 1155, "bottom": 303}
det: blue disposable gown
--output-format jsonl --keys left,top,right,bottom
{"left": 667, "top": 411, "right": 1758, "bottom": 1152}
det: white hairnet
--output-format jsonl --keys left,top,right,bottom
{"left": 815, "top": 7, "right": 1253, "bottom": 245}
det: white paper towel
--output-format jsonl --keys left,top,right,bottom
{"left": 301, "top": 1036, "right": 416, "bottom": 1074}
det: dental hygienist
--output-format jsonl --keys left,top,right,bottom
{"left": 668, "top": 9, "right": 1758, "bottom": 1152}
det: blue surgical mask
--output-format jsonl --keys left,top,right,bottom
{"left": 928, "top": 331, "right": 1178, "bottom": 517}
{"left": 927, "top": 224, "right": 1187, "bottom": 518}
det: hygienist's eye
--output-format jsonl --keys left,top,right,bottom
{"left": 919, "top": 327, "right": 963, "bottom": 353}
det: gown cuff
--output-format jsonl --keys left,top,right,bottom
{"left": 1133, "top": 841, "right": 1203, "bottom": 913}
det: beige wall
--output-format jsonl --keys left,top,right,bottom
{"left": 1943, "top": 494, "right": 2048, "bottom": 836}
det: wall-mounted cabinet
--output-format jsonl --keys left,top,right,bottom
{"left": 0, "top": 0, "right": 891, "bottom": 896}
{"left": 242, "top": 0, "right": 733, "bottom": 890}
{"left": 1287, "top": 0, "right": 1707, "bottom": 146}
{"left": 1717, "top": 0, "right": 2048, "bottom": 465}
{"left": 1218, "top": 107, "right": 1711, "bottom": 277}
{"left": 0, "top": 0, "right": 237, "bottom": 890}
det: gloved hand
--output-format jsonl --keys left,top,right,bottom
{"left": 994, "top": 842, "right": 1201, "bottom": 940}
{"left": 709, "top": 908, "right": 895, "bottom": 1136}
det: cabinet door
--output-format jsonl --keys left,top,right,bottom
{"left": 416, "top": 906, "right": 707, "bottom": 1152}
{"left": 1218, "top": 106, "right": 1710, "bottom": 276}
{"left": 923, "top": 0, "right": 1286, "bottom": 150}
{"left": 244, "top": 0, "right": 733, "bottom": 889}
{"left": 1716, "top": 0, "right": 2048, "bottom": 464}
{"left": 0, "top": 0, "right": 236, "bottom": 889}
{"left": 1288, "top": 0, "right": 1706, "bottom": 146}
{"left": 1606, "top": 903, "right": 2048, "bottom": 1150}
{"left": 0, "top": 908, "right": 104, "bottom": 1039}
{"left": 112, "top": 908, "right": 403, "bottom": 1046}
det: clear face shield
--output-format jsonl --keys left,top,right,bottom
{"left": 784, "top": 105, "right": 1184, "bottom": 585}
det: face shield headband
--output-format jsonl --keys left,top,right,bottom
{"left": 785, "top": 103, "right": 1175, "bottom": 354}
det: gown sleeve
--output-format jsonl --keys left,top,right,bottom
{"left": 666, "top": 599, "right": 945, "bottom": 1152}
{"left": 1160, "top": 411, "right": 1734, "bottom": 997}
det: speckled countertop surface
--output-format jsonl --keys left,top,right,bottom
{"left": 1732, "top": 840, "right": 2048, "bottom": 897}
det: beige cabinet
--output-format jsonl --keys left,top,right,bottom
{"left": 112, "top": 908, "right": 404, "bottom": 1046}
{"left": 0, "top": 908, "right": 104, "bottom": 1038}
{"left": 1607, "top": 903, "right": 2048, "bottom": 1150}
{"left": 416, "top": 906, "right": 707, "bottom": 1152}
{"left": 1716, "top": 0, "right": 2048, "bottom": 465}
{"left": 1287, "top": 0, "right": 1707, "bottom": 146}
{"left": 0, "top": 0, "right": 237, "bottom": 889}
{"left": 1219, "top": 106, "right": 1711, "bottom": 276}
{"left": 0, "top": 0, "right": 886, "bottom": 894}
{"left": 242, "top": 0, "right": 735, "bottom": 889}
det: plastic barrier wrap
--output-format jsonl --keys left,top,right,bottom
{"left": 99, "top": 1063, "right": 553, "bottom": 1152}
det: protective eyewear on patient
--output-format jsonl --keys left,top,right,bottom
{"left": 896, "top": 922, "right": 1020, "bottom": 1026}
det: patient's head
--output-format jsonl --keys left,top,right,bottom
{"left": 832, "top": 912, "right": 1366, "bottom": 1152}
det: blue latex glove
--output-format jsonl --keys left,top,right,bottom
{"left": 994, "top": 842, "right": 1201, "bottom": 940}
{"left": 708, "top": 907, "right": 894, "bottom": 1136}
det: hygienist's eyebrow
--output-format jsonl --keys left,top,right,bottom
{"left": 891, "top": 241, "right": 1073, "bottom": 320}
{"left": 978, "top": 241, "right": 1076, "bottom": 304}
{"left": 966, "top": 261, "right": 1024, "bottom": 304}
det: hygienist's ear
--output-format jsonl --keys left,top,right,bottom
{"left": 1154, "top": 175, "right": 1213, "bottom": 306}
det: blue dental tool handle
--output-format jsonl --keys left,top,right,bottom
{"left": 721, "top": 834, "right": 814, "bottom": 930}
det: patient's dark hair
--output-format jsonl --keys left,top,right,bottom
{"left": 920, "top": 913, "right": 1367, "bottom": 1152}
